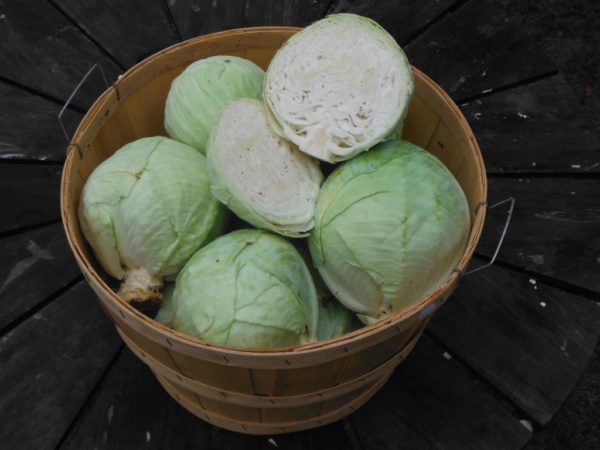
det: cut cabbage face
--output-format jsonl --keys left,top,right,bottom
{"left": 264, "top": 14, "right": 414, "bottom": 163}
{"left": 207, "top": 99, "right": 322, "bottom": 237}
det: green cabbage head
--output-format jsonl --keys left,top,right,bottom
{"left": 264, "top": 14, "right": 413, "bottom": 163}
{"left": 309, "top": 140, "right": 470, "bottom": 324}
{"left": 164, "top": 55, "right": 265, "bottom": 153}
{"left": 171, "top": 229, "right": 319, "bottom": 348}
{"left": 79, "top": 136, "right": 228, "bottom": 303}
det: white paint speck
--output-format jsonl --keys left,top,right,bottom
{"left": 482, "top": 88, "right": 493, "bottom": 94}
{"left": 481, "top": 69, "right": 488, "bottom": 77}
{"left": 571, "top": 191, "right": 576, "bottom": 195}
{"left": 571, "top": 164, "right": 581, "bottom": 169}
{"left": 146, "top": 431, "right": 151, "bottom": 443}
{"left": 520, "top": 420, "right": 533, "bottom": 432}
{"left": 517, "top": 112, "right": 529, "bottom": 119}
{"left": 527, "top": 255, "right": 545, "bottom": 265}
{"left": 560, "top": 339, "right": 569, "bottom": 355}
{"left": 107, "top": 404, "right": 114, "bottom": 424}
{"left": 531, "top": 162, "right": 537, "bottom": 167}
{"left": 268, "top": 438, "right": 279, "bottom": 447}
{"left": 596, "top": 257, "right": 600, "bottom": 264}
{"left": 0, "top": 14, "right": 6, "bottom": 20}
{"left": 529, "top": 279, "right": 537, "bottom": 285}
{"left": 473, "top": 112, "right": 482, "bottom": 120}
{"left": 540, "top": 302, "right": 547, "bottom": 307}
{"left": 443, "top": 352, "right": 452, "bottom": 360}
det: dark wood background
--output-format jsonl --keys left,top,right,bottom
{"left": 1, "top": 1, "right": 599, "bottom": 449}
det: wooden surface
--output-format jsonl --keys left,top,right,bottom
{"left": 1, "top": 0, "right": 599, "bottom": 448}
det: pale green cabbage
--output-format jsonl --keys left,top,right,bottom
{"left": 308, "top": 140, "right": 470, "bottom": 324}
{"left": 207, "top": 99, "right": 322, "bottom": 238}
{"left": 164, "top": 55, "right": 265, "bottom": 153}
{"left": 171, "top": 229, "right": 319, "bottom": 348}
{"left": 79, "top": 136, "right": 228, "bottom": 302}
{"left": 316, "top": 300, "right": 352, "bottom": 341}
{"left": 264, "top": 13, "right": 414, "bottom": 163}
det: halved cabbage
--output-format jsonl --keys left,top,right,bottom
{"left": 308, "top": 140, "right": 470, "bottom": 324}
{"left": 171, "top": 229, "right": 319, "bottom": 348}
{"left": 79, "top": 137, "right": 227, "bottom": 303}
{"left": 164, "top": 55, "right": 265, "bottom": 153}
{"left": 264, "top": 13, "right": 414, "bottom": 163}
{"left": 207, "top": 98, "right": 322, "bottom": 237}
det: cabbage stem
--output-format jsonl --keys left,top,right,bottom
{"left": 118, "top": 267, "right": 164, "bottom": 303}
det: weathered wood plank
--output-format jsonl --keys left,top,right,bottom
{"left": 330, "top": 0, "right": 458, "bottom": 45}
{"left": 430, "top": 261, "right": 600, "bottom": 424}
{"left": 350, "top": 334, "right": 532, "bottom": 449}
{"left": 208, "top": 417, "right": 357, "bottom": 450}
{"left": 0, "top": 281, "right": 121, "bottom": 450}
{"left": 405, "top": 0, "right": 556, "bottom": 100}
{"left": 243, "top": 0, "right": 330, "bottom": 27}
{"left": 167, "top": 0, "right": 245, "bottom": 40}
{"left": 0, "top": 164, "right": 62, "bottom": 234}
{"left": 462, "top": 75, "right": 600, "bottom": 173}
{"left": 0, "top": 83, "right": 82, "bottom": 162}
{"left": 479, "top": 178, "right": 600, "bottom": 294}
{"left": 0, "top": 0, "right": 120, "bottom": 107}
{"left": 59, "top": 349, "right": 211, "bottom": 450}
{"left": 0, "top": 223, "right": 81, "bottom": 331}
{"left": 53, "top": 0, "right": 180, "bottom": 67}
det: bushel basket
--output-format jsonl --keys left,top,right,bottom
{"left": 61, "top": 27, "right": 487, "bottom": 435}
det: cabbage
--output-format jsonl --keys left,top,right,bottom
{"left": 171, "top": 229, "right": 319, "bottom": 348}
{"left": 308, "top": 140, "right": 470, "bottom": 324}
{"left": 164, "top": 56, "right": 265, "bottom": 153}
{"left": 264, "top": 13, "right": 413, "bottom": 163}
{"left": 207, "top": 99, "right": 322, "bottom": 237}
{"left": 155, "top": 283, "right": 175, "bottom": 326}
{"left": 79, "top": 137, "right": 228, "bottom": 303}
{"left": 316, "top": 300, "right": 351, "bottom": 341}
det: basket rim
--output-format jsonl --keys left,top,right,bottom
{"left": 60, "top": 26, "right": 487, "bottom": 358}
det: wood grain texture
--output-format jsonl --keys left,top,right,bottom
{"left": 350, "top": 334, "right": 532, "bottom": 450}
{"left": 0, "top": 164, "right": 62, "bottom": 233}
{"left": 0, "top": 0, "right": 120, "bottom": 107}
{"left": 243, "top": 0, "right": 330, "bottom": 27}
{"left": 330, "top": 0, "right": 458, "bottom": 44}
{"left": 430, "top": 262, "right": 600, "bottom": 424}
{"left": 53, "top": 0, "right": 180, "bottom": 67}
{"left": 0, "top": 83, "right": 82, "bottom": 162}
{"left": 0, "top": 281, "right": 121, "bottom": 450}
{"left": 167, "top": 0, "right": 245, "bottom": 40}
{"left": 59, "top": 349, "right": 211, "bottom": 450}
{"left": 462, "top": 75, "right": 600, "bottom": 173}
{"left": 0, "top": 223, "right": 81, "bottom": 331}
{"left": 479, "top": 178, "right": 600, "bottom": 294}
{"left": 405, "top": 0, "right": 556, "bottom": 101}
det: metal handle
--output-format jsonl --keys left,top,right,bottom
{"left": 463, "top": 196, "right": 516, "bottom": 276}
{"left": 58, "top": 64, "right": 108, "bottom": 155}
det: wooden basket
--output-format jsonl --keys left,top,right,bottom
{"left": 60, "top": 27, "right": 487, "bottom": 435}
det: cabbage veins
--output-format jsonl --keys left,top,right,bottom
{"left": 79, "top": 137, "right": 227, "bottom": 303}
{"left": 309, "top": 140, "right": 470, "bottom": 324}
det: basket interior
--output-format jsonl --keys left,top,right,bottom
{"left": 61, "top": 28, "right": 486, "bottom": 353}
